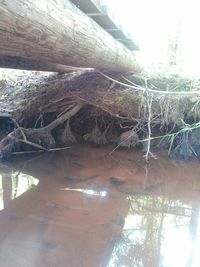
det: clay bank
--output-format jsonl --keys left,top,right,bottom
{"left": 1, "top": 69, "right": 200, "bottom": 161}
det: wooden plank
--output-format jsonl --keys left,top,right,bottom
{"left": 107, "top": 29, "right": 127, "bottom": 40}
{"left": 88, "top": 13, "right": 119, "bottom": 30}
{"left": 71, "top": 0, "right": 121, "bottom": 29}
{"left": 70, "top": 0, "right": 139, "bottom": 51}
{"left": 69, "top": 0, "right": 106, "bottom": 13}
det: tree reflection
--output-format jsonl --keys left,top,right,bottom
{"left": 108, "top": 195, "right": 200, "bottom": 267}
{"left": 0, "top": 169, "right": 39, "bottom": 210}
{"left": 2, "top": 172, "right": 12, "bottom": 209}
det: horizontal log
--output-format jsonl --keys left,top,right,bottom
{"left": 0, "top": 55, "right": 89, "bottom": 73}
{"left": 0, "top": 0, "right": 141, "bottom": 73}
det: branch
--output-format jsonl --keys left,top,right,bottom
{"left": 43, "top": 102, "right": 84, "bottom": 131}
{"left": 99, "top": 72, "right": 200, "bottom": 95}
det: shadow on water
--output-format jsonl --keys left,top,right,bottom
{"left": 0, "top": 144, "right": 200, "bottom": 267}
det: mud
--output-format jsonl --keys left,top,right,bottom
{"left": 0, "top": 144, "right": 200, "bottom": 267}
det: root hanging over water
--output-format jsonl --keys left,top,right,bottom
{"left": 116, "top": 129, "right": 139, "bottom": 148}
{"left": 1, "top": 69, "right": 200, "bottom": 160}
{"left": 83, "top": 124, "right": 108, "bottom": 145}
{"left": 0, "top": 103, "right": 83, "bottom": 159}
{"left": 59, "top": 119, "right": 77, "bottom": 145}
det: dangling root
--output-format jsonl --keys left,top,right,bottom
{"left": 83, "top": 124, "right": 108, "bottom": 145}
{"left": 117, "top": 129, "right": 139, "bottom": 148}
{"left": 59, "top": 119, "right": 77, "bottom": 145}
{"left": 0, "top": 103, "right": 83, "bottom": 159}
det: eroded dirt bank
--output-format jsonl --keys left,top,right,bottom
{"left": 0, "top": 145, "right": 200, "bottom": 266}
{"left": 1, "top": 69, "right": 200, "bottom": 160}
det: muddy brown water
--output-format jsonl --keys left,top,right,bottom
{"left": 0, "top": 144, "right": 200, "bottom": 267}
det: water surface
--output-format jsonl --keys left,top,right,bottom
{"left": 0, "top": 144, "right": 200, "bottom": 267}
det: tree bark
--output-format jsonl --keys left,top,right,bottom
{"left": 0, "top": 55, "right": 88, "bottom": 73}
{"left": 0, "top": 0, "right": 141, "bottom": 73}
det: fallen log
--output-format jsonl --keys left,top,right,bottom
{"left": 0, "top": 55, "right": 88, "bottom": 73}
{"left": 0, "top": 0, "right": 141, "bottom": 73}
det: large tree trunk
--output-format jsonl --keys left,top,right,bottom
{"left": 0, "top": 0, "right": 141, "bottom": 73}
{"left": 0, "top": 55, "right": 88, "bottom": 73}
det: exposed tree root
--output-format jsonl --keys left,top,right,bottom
{"left": 83, "top": 124, "right": 108, "bottom": 145}
{"left": 1, "top": 69, "right": 200, "bottom": 161}
{"left": 0, "top": 103, "right": 83, "bottom": 159}
{"left": 116, "top": 129, "right": 139, "bottom": 148}
{"left": 59, "top": 119, "right": 77, "bottom": 145}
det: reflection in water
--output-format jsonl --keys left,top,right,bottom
{"left": 108, "top": 196, "right": 200, "bottom": 267}
{"left": 0, "top": 171, "right": 39, "bottom": 210}
{"left": 0, "top": 145, "right": 200, "bottom": 267}
{"left": 61, "top": 188, "right": 107, "bottom": 197}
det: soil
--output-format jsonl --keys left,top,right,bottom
{"left": 1, "top": 69, "right": 200, "bottom": 160}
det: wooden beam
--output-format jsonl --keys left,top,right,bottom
{"left": 68, "top": 0, "right": 107, "bottom": 14}
{"left": 0, "top": 55, "right": 89, "bottom": 73}
{"left": 0, "top": 0, "right": 141, "bottom": 73}
{"left": 70, "top": 0, "right": 139, "bottom": 51}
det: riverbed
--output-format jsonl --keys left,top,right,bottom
{"left": 0, "top": 144, "right": 200, "bottom": 267}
